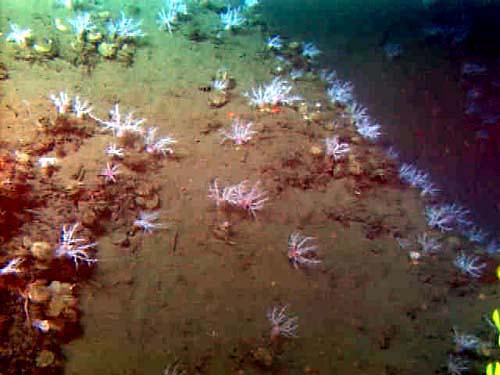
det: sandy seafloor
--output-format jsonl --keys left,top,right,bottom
{"left": 0, "top": 1, "right": 498, "bottom": 374}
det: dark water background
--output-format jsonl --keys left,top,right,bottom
{"left": 262, "top": 0, "right": 500, "bottom": 235}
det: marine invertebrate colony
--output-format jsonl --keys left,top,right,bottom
{"left": 326, "top": 80, "right": 354, "bottom": 105}
{"left": 0, "top": 257, "right": 24, "bottom": 275}
{"left": 32, "top": 319, "right": 52, "bottom": 333}
{"left": 324, "top": 136, "right": 350, "bottom": 161}
{"left": 144, "top": 127, "right": 177, "bottom": 156}
{"left": 133, "top": 211, "right": 165, "bottom": 233}
{"left": 244, "top": 0, "right": 260, "bottom": 8}
{"left": 447, "top": 354, "right": 470, "bottom": 375}
{"left": 157, "top": 8, "right": 177, "bottom": 34}
{"left": 208, "top": 179, "right": 234, "bottom": 208}
{"left": 266, "top": 35, "right": 283, "bottom": 50}
{"left": 91, "top": 104, "right": 145, "bottom": 137}
{"left": 319, "top": 69, "right": 337, "bottom": 85}
{"left": 425, "top": 203, "right": 470, "bottom": 232}
{"left": 345, "top": 102, "right": 368, "bottom": 124}
{"left": 452, "top": 327, "right": 481, "bottom": 353}
{"left": 220, "top": 6, "right": 246, "bottom": 31}
{"left": 211, "top": 79, "right": 229, "bottom": 93}
{"left": 72, "top": 96, "right": 93, "bottom": 118}
{"left": 38, "top": 157, "right": 58, "bottom": 169}
{"left": 399, "top": 163, "right": 440, "bottom": 196}
{"left": 163, "top": 362, "right": 183, "bottom": 375}
{"left": 485, "top": 240, "right": 499, "bottom": 255}
{"left": 453, "top": 252, "right": 486, "bottom": 278}
{"left": 245, "top": 77, "right": 297, "bottom": 109}
{"left": 355, "top": 117, "right": 382, "bottom": 141}
{"left": 5, "top": 23, "right": 32, "bottom": 47}
{"left": 416, "top": 232, "right": 441, "bottom": 254}
{"left": 287, "top": 231, "right": 322, "bottom": 268}
{"left": 107, "top": 12, "right": 145, "bottom": 40}
{"left": 99, "top": 163, "right": 120, "bottom": 183}
{"left": 462, "top": 225, "right": 488, "bottom": 244}
{"left": 302, "top": 42, "right": 321, "bottom": 58}
{"left": 67, "top": 12, "right": 96, "bottom": 37}
{"left": 385, "top": 146, "right": 400, "bottom": 160}
{"left": 267, "top": 305, "right": 299, "bottom": 340}
{"left": 219, "top": 119, "right": 256, "bottom": 145}
{"left": 229, "top": 180, "right": 268, "bottom": 217}
{"left": 50, "top": 91, "right": 71, "bottom": 115}
{"left": 157, "top": 0, "right": 188, "bottom": 34}
{"left": 55, "top": 222, "right": 97, "bottom": 267}
{"left": 50, "top": 92, "right": 93, "bottom": 118}
{"left": 105, "top": 143, "right": 125, "bottom": 158}
{"left": 208, "top": 179, "right": 268, "bottom": 217}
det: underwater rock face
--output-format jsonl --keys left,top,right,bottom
{"left": 97, "top": 42, "right": 117, "bottom": 58}
{"left": 251, "top": 347, "right": 273, "bottom": 368}
{"left": 36, "top": 350, "right": 55, "bottom": 368}
{"left": 208, "top": 90, "right": 229, "bottom": 108}
{"left": 30, "top": 241, "right": 53, "bottom": 261}
{"left": 27, "top": 282, "right": 51, "bottom": 304}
